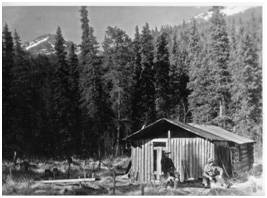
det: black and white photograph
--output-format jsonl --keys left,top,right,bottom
{"left": 1, "top": 2, "right": 264, "bottom": 195}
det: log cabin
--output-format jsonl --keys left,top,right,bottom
{"left": 124, "top": 118, "right": 255, "bottom": 183}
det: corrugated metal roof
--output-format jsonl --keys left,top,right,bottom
{"left": 124, "top": 118, "right": 255, "bottom": 144}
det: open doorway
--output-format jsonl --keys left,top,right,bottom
{"left": 153, "top": 141, "right": 166, "bottom": 180}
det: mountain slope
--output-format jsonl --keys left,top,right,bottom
{"left": 23, "top": 34, "right": 79, "bottom": 55}
{"left": 194, "top": 6, "right": 256, "bottom": 21}
{"left": 23, "top": 6, "right": 260, "bottom": 55}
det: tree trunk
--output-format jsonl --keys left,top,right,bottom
{"left": 182, "top": 101, "right": 186, "bottom": 123}
{"left": 219, "top": 100, "right": 223, "bottom": 117}
{"left": 115, "top": 89, "right": 121, "bottom": 156}
{"left": 98, "top": 142, "right": 101, "bottom": 170}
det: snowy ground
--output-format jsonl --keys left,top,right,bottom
{"left": 2, "top": 157, "right": 264, "bottom": 195}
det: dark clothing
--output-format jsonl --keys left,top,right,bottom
{"left": 161, "top": 155, "right": 175, "bottom": 177}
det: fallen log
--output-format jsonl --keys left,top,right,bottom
{"left": 38, "top": 178, "right": 96, "bottom": 184}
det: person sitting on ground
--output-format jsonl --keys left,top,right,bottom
{"left": 202, "top": 158, "right": 228, "bottom": 188}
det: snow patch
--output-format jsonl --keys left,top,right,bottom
{"left": 25, "top": 36, "right": 49, "bottom": 50}
{"left": 48, "top": 41, "right": 55, "bottom": 49}
{"left": 194, "top": 6, "right": 255, "bottom": 21}
{"left": 221, "top": 6, "right": 254, "bottom": 16}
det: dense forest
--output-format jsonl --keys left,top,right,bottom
{"left": 2, "top": 6, "right": 262, "bottom": 159}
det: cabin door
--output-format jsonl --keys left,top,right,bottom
{"left": 215, "top": 145, "right": 232, "bottom": 177}
{"left": 153, "top": 141, "right": 167, "bottom": 180}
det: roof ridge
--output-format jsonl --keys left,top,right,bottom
{"left": 124, "top": 118, "right": 255, "bottom": 144}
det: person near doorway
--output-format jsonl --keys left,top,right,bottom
{"left": 202, "top": 158, "right": 229, "bottom": 188}
{"left": 161, "top": 151, "right": 175, "bottom": 177}
{"left": 161, "top": 151, "right": 178, "bottom": 187}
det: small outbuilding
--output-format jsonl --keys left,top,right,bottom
{"left": 124, "top": 118, "right": 255, "bottom": 183}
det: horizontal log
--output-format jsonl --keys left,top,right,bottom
{"left": 235, "top": 158, "right": 249, "bottom": 165}
{"left": 240, "top": 154, "right": 249, "bottom": 161}
{"left": 240, "top": 145, "right": 247, "bottom": 150}
{"left": 233, "top": 163, "right": 249, "bottom": 171}
{"left": 38, "top": 178, "right": 96, "bottom": 184}
{"left": 240, "top": 154, "right": 248, "bottom": 159}
{"left": 240, "top": 151, "right": 254, "bottom": 156}
{"left": 240, "top": 150, "right": 248, "bottom": 155}
{"left": 240, "top": 158, "right": 250, "bottom": 163}
{"left": 240, "top": 165, "right": 250, "bottom": 171}
{"left": 248, "top": 146, "right": 254, "bottom": 151}
{"left": 235, "top": 161, "right": 250, "bottom": 169}
{"left": 240, "top": 148, "right": 248, "bottom": 153}
{"left": 248, "top": 152, "right": 254, "bottom": 157}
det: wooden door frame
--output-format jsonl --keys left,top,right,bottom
{"left": 152, "top": 139, "right": 167, "bottom": 180}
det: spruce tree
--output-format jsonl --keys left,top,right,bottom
{"left": 79, "top": 6, "right": 99, "bottom": 155}
{"left": 139, "top": 23, "right": 156, "bottom": 125}
{"left": 79, "top": 6, "right": 112, "bottom": 157}
{"left": 169, "top": 34, "right": 181, "bottom": 119}
{"left": 209, "top": 6, "right": 231, "bottom": 127}
{"left": 131, "top": 26, "right": 143, "bottom": 131}
{"left": 154, "top": 32, "right": 170, "bottom": 118}
{"left": 231, "top": 29, "right": 261, "bottom": 139}
{"left": 68, "top": 43, "right": 82, "bottom": 153}
{"left": 102, "top": 26, "right": 133, "bottom": 155}
{"left": 53, "top": 26, "right": 72, "bottom": 154}
{"left": 187, "top": 19, "right": 205, "bottom": 123}
{"left": 2, "top": 24, "right": 15, "bottom": 155}
{"left": 169, "top": 30, "right": 190, "bottom": 122}
{"left": 12, "top": 30, "right": 33, "bottom": 152}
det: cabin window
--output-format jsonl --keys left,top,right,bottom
{"left": 153, "top": 142, "right": 166, "bottom": 147}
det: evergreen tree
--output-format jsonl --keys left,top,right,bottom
{"left": 139, "top": 23, "right": 156, "bottom": 125}
{"left": 231, "top": 29, "right": 261, "bottom": 140}
{"left": 131, "top": 26, "right": 143, "bottom": 131}
{"left": 2, "top": 24, "right": 15, "bottom": 156}
{"left": 67, "top": 43, "right": 82, "bottom": 153}
{"left": 31, "top": 54, "right": 55, "bottom": 156}
{"left": 79, "top": 6, "right": 113, "bottom": 157}
{"left": 209, "top": 6, "right": 231, "bottom": 127}
{"left": 53, "top": 26, "right": 72, "bottom": 154}
{"left": 79, "top": 6, "right": 99, "bottom": 155}
{"left": 169, "top": 30, "right": 190, "bottom": 122}
{"left": 169, "top": 34, "right": 181, "bottom": 119}
{"left": 154, "top": 32, "right": 170, "bottom": 118}
{"left": 12, "top": 30, "right": 34, "bottom": 152}
{"left": 187, "top": 19, "right": 206, "bottom": 123}
{"left": 102, "top": 26, "right": 133, "bottom": 155}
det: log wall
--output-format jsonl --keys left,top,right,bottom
{"left": 232, "top": 143, "right": 254, "bottom": 172}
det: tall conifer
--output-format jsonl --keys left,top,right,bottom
{"left": 154, "top": 32, "right": 170, "bottom": 118}
{"left": 131, "top": 26, "right": 143, "bottom": 131}
{"left": 139, "top": 23, "right": 156, "bottom": 125}
{"left": 209, "top": 6, "right": 231, "bottom": 126}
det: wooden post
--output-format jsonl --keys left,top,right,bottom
{"left": 174, "top": 179, "right": 178, "bottom": 189}
{"left": 112, "top": 169, "right": 116, "bottom": 195}
{"left": 9, "top": 167, "right": 12, "bottom": 179}
{"left": 83, "top": 161, "right": 86, "bottom": 178}
{"left": 67, "top": 163, "right": 71, "bottom": 179}
{"left": 140, "top": 183, "right": 145, "bottom": 195}
{"left": 168, "top": 130, "right": 171, "bottom": 152}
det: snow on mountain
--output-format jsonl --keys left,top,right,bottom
{"left": 26, "top": 36, "right": 49, "bottom": 50}
{"left": 194, "top": 6, "right": 255, "bottom": 21}
{"left": 23, "top": 34, "right": 79, "bottom": 55}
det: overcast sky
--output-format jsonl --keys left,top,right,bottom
{"left": 2, "top": 6, "right": 210, "bottom": 43}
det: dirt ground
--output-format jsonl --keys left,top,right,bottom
{"left": 2, "top": 156, "right": 264, "bottom": 195}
